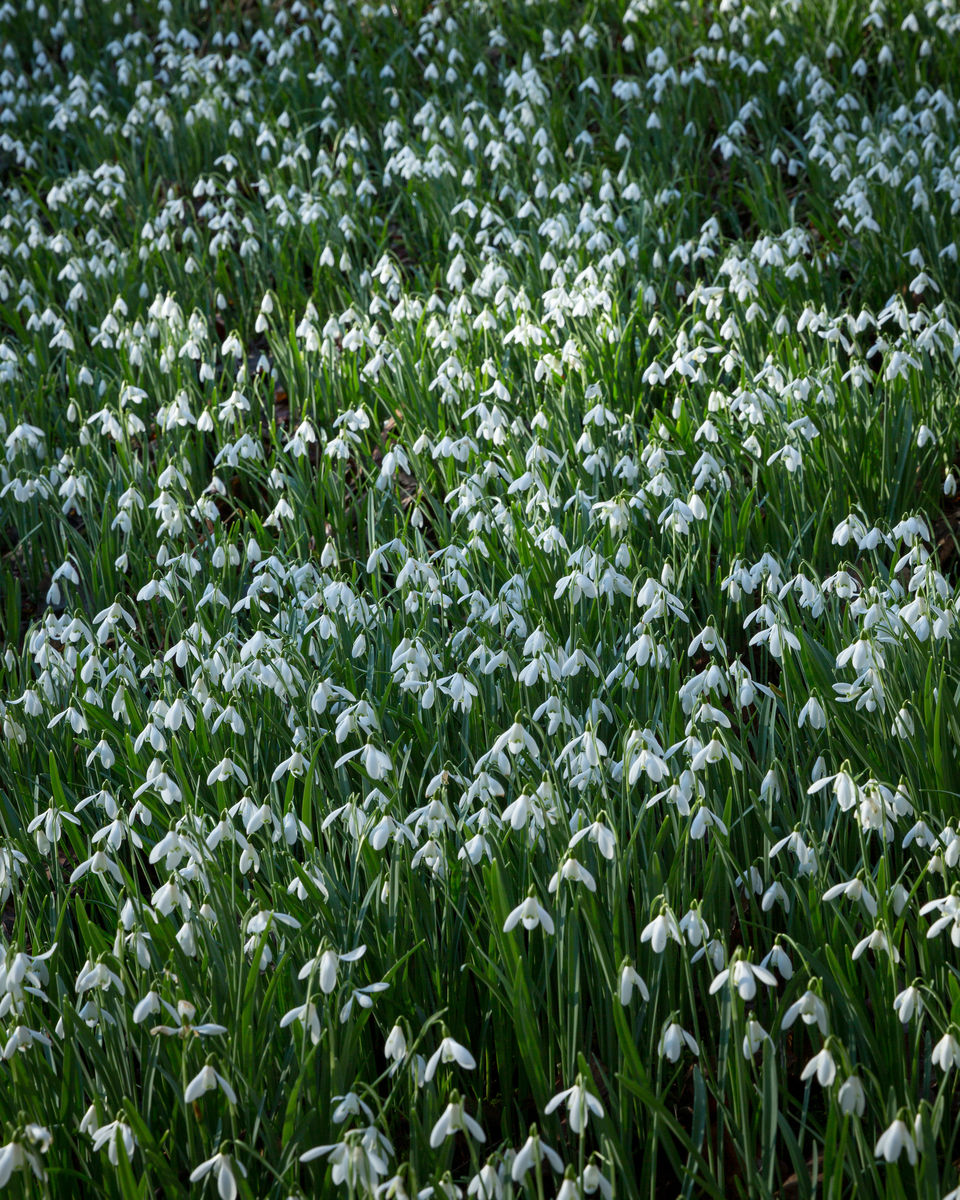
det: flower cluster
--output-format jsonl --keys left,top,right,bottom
{"left": 1, "top": 0, "right": 960, "bottom": 1196}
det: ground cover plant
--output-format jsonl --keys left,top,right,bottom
{"left": 2, "top": 0, "right": 960, "bottom": 1195}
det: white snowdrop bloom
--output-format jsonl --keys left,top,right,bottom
{"left": 874, "top": 1118, "right": 917, "bottom": 1165}
{"left": 511, "top": 1129, "right": 564, "bottom": 1181}
{"left": 678, "top": 907, "right": 710, "bottom": 947}
{"left": 429, "top": 1092, "right": 486, "bottom": 1148}
{"left": 189, "top": 1151, "right": 246, "bottom": 1200}
{"left": 852, "top": 926, "right": 900, "bottom": 963}
{"left": 781, "top": 987, "right": 828, "bottom": 1035}
{"left": 503, "top": 893, "right": 554, "bottom": 935}
{"left": 922, "top": 894, "right": 960, "bottom": 945}
{"left": 800, "top": 1046, "right": 837, "bottom": 1088}
{"left": 299, "top": 944, "right": 366, "bottom": 993}
{"left": 0, "top": 1127, "right": 50, "bottom": 1187}
{"left": 690, "top": 738, "right": 742, "bottom": 773}
{"left": 822, "top": 877, "right": 877, "bottom": 918}
{"left": 659, "top": 1022, "right": 699, "bottom": 1063}
{"left": 892, "top": 985, "right": 923, "bottom": 1025}
{"left": 184, "top": 1064, "right": 237, "bottom": 1105}
{"left": 837, "top": 1076, "right": 866, "bottom": 1117}
{"left": 331, "top": 1093, "right": 374, "bottom": 1125}
{"left": 424, "top": 1034, "right": 477, "bottom": 1083}
{"left": 640, "top": 907, "right": 682, "bottom": 953}
{"left": 544, "top": 1078, "right": 604, "bottom": 1134}
{"left": 548, "top": 856, "right": 596, "bottom": 893}
{"left": 279, "top": 1001, "right": 322, "bottom": 1045}
{"left": 689, "top": 804, "right": 729, "bottom": 840}
{"left": 618, "top": 961, "right": 649, "bottom": 1005}
{"left": 384, "top": 1024, "right": 408, "bottom": 1072}
{"left": 90, "top": 1121, "right": 137, "bottom": 1167}
{"left": 709, "top": 958, "right": 777, "bottom": 1002}
{"left": 808, "top": 768, "right": 860, "bottom": 811}
{"left": 741, "top": 1018, "right": 771, "bottom": 1059}
{"left": 797, "top": 695, "right": 826, "bottom": 730}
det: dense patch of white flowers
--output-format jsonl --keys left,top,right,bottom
{"left": 1, "top": 0, "right": 960, "bottom": 1195}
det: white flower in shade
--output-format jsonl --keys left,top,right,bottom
{"left": 618, "top": 961, "right": 649, "bottom": 1006}
{"left": 548, "top": 856, "right": 596, "bottom": 893}
{"left": 184, "top": 1064, "right": 237, "bottom": 1105}
{"left": 797, "top": 695, "right": 826, "bottom": 729}
{"left": 709, "top": 958, "right": 777, "bottom": 1002}
{"left": 468, "top": 1163, "right": 502, "bottom": 1200}
{"left": 544, "top": 1078, "right": 604, "bottom": 1135}
{"left": 852, "top": 926, "right": 900, "bottom": 963}
{"left": 837, "top": 1076, "right": 865, "bottom": 1117}
{"left": 429, "top": 1092, "right": 486, "bottom": 1148}
{"left": 689, "top": 804, "right": 729, "bottom": 840}
{"left": 384, "top": 1023, "right": 408, "bottom": 1072}
{"left": 822, "top": 877, "right": 877, "bottom": 918}
{"left": 555, "top": 1170, "right": 580, "bottom": 1200}
{"left": 874, "top": 1118, "right": 917, "bottom": 1164}
{"left": 503, "top": 892, "right": 554, "bottom": 935}
{"left": 659, "top": 1022, "right": 699, "bottom": 1063}
{"left": 932, "top": 1030, "right": 960, "bottom": 1072}
{"left": 299, "top": 944, "right": 366, "bottom": 993}
{"left": 331, "top": 1093, "right": 374, "bottom": 1125}
{"left": 90, "top": 1121, "right": 136, "bottom": 1167}
{"left": 189, "top": 1151, "right": 246, "bottom": 1200}
{"left": 568, "top": 818, "right": 616, "bottom": 859}
{"left": 511, "top": 1128, "right": 564, "bottom": 1182}
{"left": 0, "top": 1126, "right": 51, "bottom": 1186}
{"left": 640, "top": 907, "right": 682, "bottom": 953}
{"left": 807, "top": 768, "right": 859, "bottom": 811}
{"left": 741, "top": 1018, "right": 771, "bottom": 1059}
{"left": 893, "top": 985, "right": 923, "bottom": 1025}
{"left": 581, "top": 1159, "right": 614, "bottom": 1199}
{"left": 800, "top": 1046, "right": 836, "bottom": 1088}
{"left": 424, "top": 1034, "right": 477, "bottom": 1083}
{"left": 279, "top": 1000, "right": 321, "bottom": 1045}
{"left": 781, "top": 988, "right": 828, "bottom": 1036}
{"left": 764, "top": 943, "right": 794, "bottom": 979}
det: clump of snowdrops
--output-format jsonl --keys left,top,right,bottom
{"left": 2, "top": 0, "right": 960, "bottom": 1196}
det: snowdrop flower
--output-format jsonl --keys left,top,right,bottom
{"left": 332, "top": 1093, "right": 374, "bottom": 1125}
{"left": 837, "top": 1076, "right": 866, "bottom": 1117}
{"left": 184, "top": 1063, "right": 237, "bottom": 1105}
{"left": 797, "top": 695, "right": 826, "bottom": 730}
{"left": 299, "top": 944, "right": 366, "bottom": 993}
{"left": 874, "top": 1117, "right": 917, "bottom": 1165}
{"left": 548, "top": 856, "right": 596, "bottom": 893}
{"left": 893, "top": 985, "right": 923, "bottom": 1025}
{"left": 709, "top": 956, "right": 777, "bottom": 1002}
{"left": 429, "top": 1092, "right": 486, "bottom": 1148}
{"left": 90, "top": 1121, "right": 137, "bottom": 1167}
{"left": 852, "top": 926, "right": 900, "bottom": 963}
{"left": 279, "top": 1000, "right": 322, "bottom": 1045}
{"left": 618, "top": 960, "right": 649, "bottom": 1005}
{"left": 0, "top": 1125, "right": 51, "bottom": 1187}
{"left": 741, "top": 1018, "right": 772, "bottom": 1059}
{"left": 511, "top": 1127, "right": 564, "bottom": 1182}
{"left": 932, "top": 1029, "right": 960, "bottom": 1072}
{"left": 568, "top": 817, "right": 616, "bottom": 859}
{"left": 339, "top": 981, "right": 389, "bottom": 1023}
{"left": 189, "top": 1149, "right": 246, "bottom": 1199}
{"left": 640, "top": 905, "right": 682, "bottom": 953}
{"left": 384, "top": 1023, "right": 408, "bottom": 1073}
{"left": 822, "top": 876, "right": 877, "bottom": 918}
{"left": 800, "top": 1044, "right": 837, "bottom": 1088}
{"left": 658, "top": 1022, "right": 699, "bottom": 1063}
{"left": 781, "top": 986, "right": 828, "bottom": 1036}
{"left": 544, "top": 1077, "right": 604, "bottom": 1134}
{"left": 424, "top": 1033, "right": 477, "bottom": 1083}
{"left": 503, "top": 891, "right": 554, "bottom": 935}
